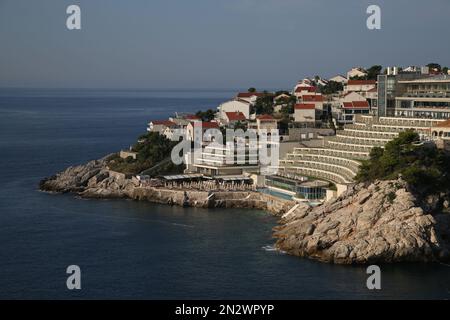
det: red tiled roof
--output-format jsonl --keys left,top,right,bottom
{"left": 352, "top": 101, "right": 370, "bottom": 108}
{"left": 295, "top": 103, "right": 315, "bottom": 110}
{"left": 257, "top": 114, "right": 275, "bottom": 121}
{"left": 342, "top": 101, "right": 370, "bottom": 109}
{"left": 302, "top": 95, "right": 324, "bottom": 102}
{"left": 225, "top": 111, "right": 247, "bottom": 121}
{"left": 343, "top": 102, "right": 354, "bottom": 108}
{"left": 151, "top": 120, "right": 177, "bottom": 127}
{"left": 347, "top": 80, "right": 377, "bottom": 86}
{"left": 192, "top": 121, "right": 219, "bottom": 128}
{"left": 236, "top": 92, "right": 264, "bottom": 98}
{"left": 295, "top": 86, "right": 316, "bottom": 93}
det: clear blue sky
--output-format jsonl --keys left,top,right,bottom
{"left": 1, "top": 0, "right": 449, "bottom": 90}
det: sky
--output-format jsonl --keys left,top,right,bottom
{"left": 0, "top": 0, "right": 449, "bottom": 90}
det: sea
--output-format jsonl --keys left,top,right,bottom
{"left": 0, "top": 88, "right": 448, "bottom": 299}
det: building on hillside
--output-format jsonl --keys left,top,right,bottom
{"left": 300, "top": 94, "right": 324, "bottom": 111}
{"left": 185, "top": 121, "right": 220, "bottom": 141}
{"left": 248, "top": 114, "right": 278, "bottom": 133}
{"left": 273, "top": 94, "right": 291, "bottom": 113}
{"left": 294, "top": 86, "right": 316, "bottom": 98}
{"left": 329, "top": 75, "right": 348, "bottom": 84}
{"left": 169, "top": 114, "right": 201, "bottom": 127}
{"left": 218, "top": 99, "right": 251, "bottom": 120}
{"left": 184, "top": 143, "right": 260, "bottom": 177}
{"left": 393, "top": 75, "right": 450, "bottom": 119}
{"left": 347, "top": 67, "right": 367, "bottom": 79}
{"left": 341, "top": 91, "right": 367, "bottom": 103}
{"left": 344, "top": 80, "right": 377, "bottom": 95}
{"left": 224, "top": 111, "right": 247, "bottom": 127}
{"left": 235, "top": 92, "right": 264, "bottom": 104}
{"left": 293, "top": 79, "right": 315, "bottom": 93}
{"left": 403, "top": 66, "right": 419, "bottom": 73}
{"left": 333, "top": 92, "right": 371, "bottom": 124}
{"left": 431, "top": 119, "right": 450, "bottom": 140}
{"left": 338, "top": 101, "right": 370, "bottom": 124}
{"left": 274, "top": 93, "right": 290, "bottom": 101}
{"left": 276, "top": 115, "right": 447, "bottom": 201}
{"left": 432, "top": 120, "right": 450, "bottom": 150}
{"left": 377, "top": 67, "right": 435, "bottom": 117}
{"left": 147, "top": 120, "right": 177, "bottom": 134}
{"left": 294, "top": 104, "right": 316, "bottom": 123}
{"left": 317, "top": 79, "right": 329, "bottom": 87}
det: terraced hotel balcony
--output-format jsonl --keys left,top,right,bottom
{"left": 278, "top": 165, "right": 352, "bottom": 185}
{"left": 342, "top": 127, "right": 399, "bottom": 139}
{"left": 327, "top": 136, "right": 385, "bottom": 149}
{"left": 276, "top": 115, "right": 444, "bottom": 192}
{"left": 336, "top": 131, "right": 393, "bottom": 142}
{"left": 285, "top": 153, "right": 360, "bottom": 174}
{"left": 292, "top": 147, "right": 370, "bottom": 161}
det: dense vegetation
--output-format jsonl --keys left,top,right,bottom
{"left": 350, "top": 65, "right": 383, "bottom": 81}
{"left": 108, "top": 132, "right": 184, "bottom": 176}
{"left": 195, "top": 109, "right": 216, "bottom": 122}
{"left": 319, "top": 80, "right": 343, "bottom": 94}
{"left": 356, "top": 130, "right": 450, "bottom": 198}
{"left": 252, "top": 92, "right": 275, "bottom": 115}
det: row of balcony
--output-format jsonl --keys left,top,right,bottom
{"left": 285, "top": 153, "right": 360, "bottom": 174}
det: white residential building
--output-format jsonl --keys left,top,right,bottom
{"left": 294, "top": 104, "right": 316, "bottom": 123}
{"left": 248, "top": 115, "right": 278, "bottom": 133}
{"left": 342, "top": 91, "right": 367, "bottom": 103}
{"left": 223, "top": 111, "right": 247, "bottom": 127}
{"left": 300, "top": 94, "right": 325, "bottom": 111}
{"left": 235, "top": 92, "right": 264, "bottom": 104}
{"left": 294, "top": 86, "right": 316, "bottom": 98}
{"left": 147, "top": 120, "right": 177, "bottom": 134}
{"left": 218, "top": 99, "right": 251, "bottom": 121}
{"left": 329, "top": 75, "right": 348, "bottom": 84}
{"left": 347, "top": 67, "right": 367, "bottom": 79}
{"left": 344, "top": 80, "right": 377, "bottom": 94}
{"left": 185, "top": 122, "right": 221, "bottom": 141}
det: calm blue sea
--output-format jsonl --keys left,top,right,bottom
{"left": 0, "top": 88, "right": 448, "bottom": 299}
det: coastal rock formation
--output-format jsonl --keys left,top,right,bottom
{"left": 39, "top": 155, "right": 113, "bottom": 193}
{"left": 41, "top": 157, "right": 450, "bottom": 264}
{"left": 274, "top": 178, "right": 450, "bottom": 264}
{"left": 39, "top": 157, "right": 295, "bottom": 216}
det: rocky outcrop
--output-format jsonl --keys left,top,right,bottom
{"left": 40, "top": 155, "right": 113, "bottom": 193}
{"left": 41, "top": 157, "right": 450, "bottom": 264}
{"left": 274, "top": 178, "right": 450, "bottom": 264}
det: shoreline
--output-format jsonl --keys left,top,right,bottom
{"left": 39, "top": 155, "right": 450, "bottom": 265}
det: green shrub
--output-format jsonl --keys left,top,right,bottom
{"left": 356, "top": 130, "right": 450, "bottom": 198}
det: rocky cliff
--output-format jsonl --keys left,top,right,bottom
{"left": 274, "top": 178, "right": 450, "bottom": 264}
{"left": 40, "top": 157, "right": 450, "bottom": 264}
{"left": 39, "top": 156, "right": 295, "bottom": 216}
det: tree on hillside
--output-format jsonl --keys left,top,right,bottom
{"left": 319, "top": 81, "right": 343, "bottom": 94}
{"left": 196, "top": 109, "right": 216, "bottom": 122}
{"left": 366, "top": 65, "right": 383, "bottom": 80}
{"left": 427, "top": 63, "right": 442, "bottom": 72}
{"left": 356, "top": 130, "right": 450, "bottom": 198}
{"left": 253, "top": 93, "right": 275, "bottom": 115}
{"left": 248, "top": 87, "right": 256, "bottom": 93}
